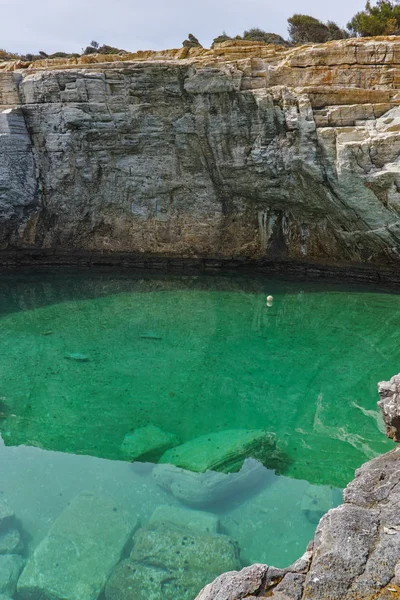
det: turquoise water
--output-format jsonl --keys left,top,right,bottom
{"left": 0, "top": 270, "right": 397, "bottom": 600}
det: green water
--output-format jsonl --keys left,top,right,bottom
{"left": 0, "top": 270, "right": 397, "bottom": 600}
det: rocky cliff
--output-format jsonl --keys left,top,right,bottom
{"left": 3, "top": 37, "right": 400, "bottom": 269}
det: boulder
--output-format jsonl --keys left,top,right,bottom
{"left": 0, "top": 555, "right": 24, "bottom": 596}
{"left": 301, "top": 485, "right": 334, "bottom": 525}
{"left": 153, "top": 458, "right": 271, "bottom": 507}
{"left": 159, "top": 429, "right": 277, "bottom": 473}
{"left": 0, "top": 528, "right": 22, "bottom": 554}
{"left": 17, "top": 492, "right": 136, "bottom": 600}
{"left": 194, "top": 552, "right": 312, "bottom": 600}
{"left": 105, "top": 522, "right": 240, "bottom": 600}
{"left": 378, "top": 374, "right": 400, "bottom": 441}
{"left": 120, "top": 425, "right": 179, "bottom": 463}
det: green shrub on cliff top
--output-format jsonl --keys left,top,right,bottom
{"left": 243, "top": 28, "right": 287, "bottom": 45}
{"left": 288, "top": 14, "right": 348, "bottom": 44}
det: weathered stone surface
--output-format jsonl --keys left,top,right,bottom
{"left": 0, "top": 555, "right": 24, "bottom": 596}
{"left": 195, "top": 550, "right": 312, "bottom": 600}
{"left": 153, "top": 458, "right": 269, "bottom": 507}
{"left": 378, "top": 374, "right": 400, "bottom": 441}
{"left": 105, "top": 522, "right": 240, "bottom": 600}
{"left": 0, "top": 106, "right": 37, "bottom": 249}
{"left": 159, "top": 430, "right": 276, "bottom": 473}
{"left": 3, "top": 39, "right": 400, "bottom": 269}
{"left": 195, "top": 564, "right": 269, "bottom": 600}
{"left": 17, "top": 492, "right": 136, "bottom": 600}
{"left": 120, "top": 424, "right": 179, "bottom": 462}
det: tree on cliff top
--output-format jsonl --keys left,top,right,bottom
{"left": 288, "top": 14, "right": 348, "bottom": 44}
{"left": 182, "top": 34, "right": 203, "bottom": 48}
{"left": 348, "top": 1, "right": 400, "bottom": 36}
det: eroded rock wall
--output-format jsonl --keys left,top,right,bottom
{"left": 3, "top": 38, "right": 400, "bottom": 266}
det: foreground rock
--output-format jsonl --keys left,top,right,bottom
{"left": 159, "top": 430, "right": 277, "bottom": 473}
{"left": 17, "top": 492, "right": 136, "bottom": 600}
{"left": 196, "top": 549, "right": 312, "bottom": 600}
{"left": 153, "top": 458, "right": 271, "bottom": 507}
{"left": 106, "top": 520, "right": 240, "bottom": 600}
{"left": 195, "top": 375, "right": 400, "bottom": 600}
{"left": 378, "top": 374, "right": 400, "bottom": 442}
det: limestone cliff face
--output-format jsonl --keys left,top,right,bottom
{"left": 3, "top": 38, "right": 400, "bottom": 266}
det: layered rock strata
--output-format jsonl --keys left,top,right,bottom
{"left": 3, "top": 38, "right": 400, "bottom": 268}
{"left": 195, "top": 375, "right": 400, "bottom": 600}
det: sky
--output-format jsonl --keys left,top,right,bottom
{"left": 0, "top": 0, "right": 367, "bottom": 55}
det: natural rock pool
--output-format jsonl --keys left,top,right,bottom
{"left": 0, "top": 269, "right": 397, "bottom": 600}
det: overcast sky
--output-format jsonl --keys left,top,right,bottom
{"left": 1, "top": 0, "right": 366, "bottom": 54}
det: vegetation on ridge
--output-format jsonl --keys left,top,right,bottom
{"left": 2, "top": 0, "right": 400, "bottom": 63}
{"left": 348, "top": 1, "right": 400, "bottom": 36}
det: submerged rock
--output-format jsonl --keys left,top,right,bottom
{"left": 0, "top": 529, "right": 22, "bottom": 555}
{"left": 105, "top": 522, "right": 240, "bottom": 600}
{"left": 64, "top": 353, "right": 90, "bottom": 362}
{"left": 149, "top": 505, "right": 219, "bottom": 535}
{"left": 159, "top": 429, "right": 277, "bottom": 473}
{"left": 120, "top": 424, "right": 179, "bottom": 463}
{"left": 17, "top": 492, "right": 136, "bottom": 600}
{"left": 301, "top": 485, "right": 334, "bottom": 525}
{"left": 153, "top": 458, "right": 269, "bottom": 507}
{"left": 0, "top": 554, "right": 24, "bottom": 596}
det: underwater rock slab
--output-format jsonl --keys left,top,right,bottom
{"left": 149, "top": 505, "right": 219, "bottom": 534}
{"left": 105, "top": 522, "right": 240, "bottom": 600}
{"left": 153, "top": 458, "right": 269, "bottom": 507}
{"left": 120, "top": 425, "right": 179, "bottom": 463}
{"left": 159, "top": 429, "right": 276, "bottom": 473}
{"left": 17, "top": 492, "right": 136, "bottom": 600}
{"left": 0, "top": 555, "right": 24, "bottom": 596}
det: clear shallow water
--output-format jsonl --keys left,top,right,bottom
{"left": 0, "top": 270, "right": 397, "bottom": 600}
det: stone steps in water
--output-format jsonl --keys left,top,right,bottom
{"left": 17, "top": 492, "right": 137, "bottom": 600}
